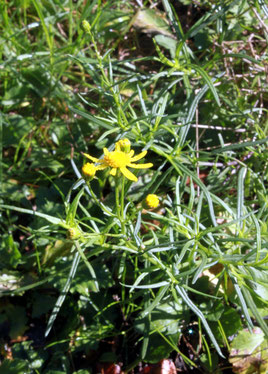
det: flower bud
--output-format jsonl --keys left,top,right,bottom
{"left": 144, "top": 194, "right": 160, "bottom": 209}
{"left": 82, "top": 162, "right": 96, "bottom": 180}
{"left": 67, "top": 227, "right": 81, "bottom": 240}
{"left": 82, "top": 20, "right": 91, "bottom": 33}
{"left": 115, "top": 138, "right": 131, "bottom": 153}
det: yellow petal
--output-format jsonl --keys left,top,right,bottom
{"left": 83, "top": 152, "right": 99, "bottom": 163}
{"left": 129, "top": 162, "right": 153, "bottom": 169}
{"left": 103, "top": 148, "right": 109, "bottom": 156}
{"left": 130, "top": 150, "right": 147, "bottom": 162}
{"left": 110, "top": 168, "right": 117, "bottom": 176}
{"left": 96, "top": 165, "right": 107, "bottom": 171}
{"left": 120, "top": 167, "right": 137, "bottom": 182}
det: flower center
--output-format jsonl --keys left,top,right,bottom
{"left": 104, "top": 151, "right": 130, "bottom": 168}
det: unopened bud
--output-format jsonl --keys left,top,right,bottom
{"left": 82, "top": 162, "right": 96, "bottom": 180}
{"left": 115, "top": 138, "right": 131, "bottom": 153}
{"left": 144, "top": 194, "right": 160, "bottom": 209}
{"left": 82, "top": 20, "right": 91, "bottom": 33}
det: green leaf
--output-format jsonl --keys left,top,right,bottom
{"left": 246, "top": 268, "right": 268, "bottom": 301}
{"left": 32, "top": 0, "right": 53, "bottom": 52}
{"left": 135, "top": 300, "right": 185, "bottom": 336}
{"left": 32, "top": 293, "right": 56, "bottom": 318}
{"left": 211, "top": 137, "right": 268, "bottom": 154}
{"left": 12, "top": 340, "right": 47, "bottom": 369}
{"left": 200, "top": 352, "right": 219, "bottom": 373}
{"left": 175, "top": 285, "right": 224, "bottom": 357}
{"left": 242, "top": 286, "right": 268, "bottom": 337}
{"left": 0, "top": 359, "right": 29, "bottom": 374}
{"left": 42, "top": 240, "right": 74, "bottom": 266}
{"left": 2, "top": 234, "right": 21, "bottom": 268}
{"left": 231, "top": 328, "right": 264, "bottom": 353}
{"left": 189, "top": 64, "right": 221, "bottom": 106}
{"left": 70, "top": 262, "right": 111, "bottom": 296}
{"left": 173, "top": 161, "right": 217, "bottom": 227}
{"left": 66, "top": 187, "right": 85, "bottom": 226}
{"left": 219, "top": 308, "right": 243, "bottom": 338}
{"left": 154, "top": 34, "right": 177, "bottom": 58}
{"left": 131, "top": 8, "right": 173, "bottom": 38}
{"left": 143, "top": 332, "right": 178, "bottom": 364}
{"left": 74, "top": 241, "right": 99, "bottom": 292}
{"left": 0, "top": 204, "right": 66, "bottom": 226}
{"left": 229, "top": 328, "right": 268, "bottom": 374}
{"left": 69, "top": 106, "right": 113, "bottom": 130}
{"left": 237, "top": 167, "right": 247, "bottom": 230}
{"left": 200, "top": 300, "right": 225, "bottom": 321}
{"left": 0, "top": 303, "right": 28, "bottom": 340}
{"left": 45, "top": 248, "right": 79, "bottom": 337}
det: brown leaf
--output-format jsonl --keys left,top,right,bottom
{"left": 141, "top": 360, "right": 176, "bottom": 374}
{"left": 96, "top": 362, "right": 122, "bottom": 374}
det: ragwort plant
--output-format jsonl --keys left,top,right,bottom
{"left": 1, "top": 0, "right": 268, "bottom": 372}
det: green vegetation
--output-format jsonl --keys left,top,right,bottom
{"left": 0, "top": 0, "right": 267, "bottom": 373}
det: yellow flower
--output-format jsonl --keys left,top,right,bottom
{"left": 145, "top": 194, "right": 159, "bottom": 209}
{"left": 83, "top": 139, "right": 153, "bottom": 182}
{"left": 82, "top": 163, "right": 97, "bottom": 179}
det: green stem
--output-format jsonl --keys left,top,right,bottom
{"left": 121, "top": 176, "right": 125, "bottom": 219}
{"left": 84, "top": 26, "right": 127, "bottom": 129}
{"left": 115, "top": 176, "right": 121, "bottom": 218}
{"left": 86, "top": 181, "right": 115, "bottom": 217}
{"left": 115, "top": 175, "right": 126, "bottom": 236}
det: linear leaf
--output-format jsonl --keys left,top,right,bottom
{"left": 192, "top": 251, "right": 207, "bottom": 284}
{"left": 211, "top": 137, "right": 268, "bottom": 154}
{"left": 75, "top": 241, "right": 99, "bottom": 292}
{"left": 190, "top": 64, "right": 220, "bottom": 106}
{"left": 45, "top": 249, "right": 79, "bottom": 337}
{"left": 242, "top": 286, "right": 268, "bottom": 337}
{"left": 69, "top": 106, "right": 113, "bottom": 130}
{"left": 140, "top": 285, "right": 169, "bottom": 318}
{"left": 173, "top": 162, "right": 217, "bottom": 227}
{"left": 123, "top": 281, "right": 170, "bottom": 289}
{"left": 0, "top": 204, "right": 66, "bottom": 226}
{"left": 175, "top": 285, "right": 224, "bottom": 357}
{"left": 237, "top": 167, "right": 247, "bottom": 230}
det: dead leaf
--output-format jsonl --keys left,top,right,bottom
{"left": 141, "top": 360, "right": 176, "bottom": 374}
{"left": 96, "top": 362, "right": 122, "bottom": 374}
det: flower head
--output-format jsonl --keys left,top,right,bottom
{"left": 145, "top": 194, "right": 160, "bottom": 209}
{"left": 82, "top": 162, "right": 97, "bottom": 179}
{"left": 83, "top": 139, "right": 153, "bottom": 182}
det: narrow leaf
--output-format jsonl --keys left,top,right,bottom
{"left": 0, "top": 204, "right": 66, "bottom": 226}
{"left": 45, "top": 249, "right": 79, "bottom": 337}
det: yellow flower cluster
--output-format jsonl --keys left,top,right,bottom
{"left": 82, "top": 138, "right": 153, "bottom": 182}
